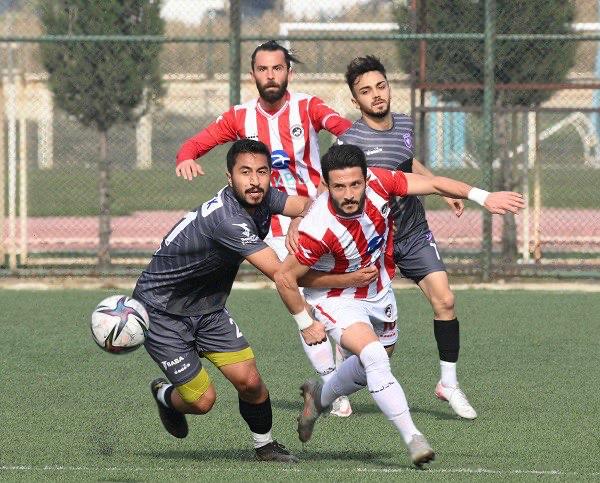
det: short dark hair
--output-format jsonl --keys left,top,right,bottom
{"left": 226, "top": 139, "right": 272, "bottom": 173}
{"left": 345, "top": 55, "right": 387, "bottom": 95}
{"left": 250, "top": 40, "right": 302, "bottom": 70}
{"left": 321, "top": 144, "right": 367, "bottom": 184}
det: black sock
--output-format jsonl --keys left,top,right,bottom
{"left": 239, "top": 395, "right": 272, "bottom": 435}
{"left": 434, "top": 318, "right": 460, "bottom": 363}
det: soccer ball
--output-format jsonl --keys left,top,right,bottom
{"left": 91, "top": 295, "right": 149, "bottom": 354}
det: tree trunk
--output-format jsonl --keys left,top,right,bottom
{"left": 496, "top": 109, "right": 518, "bottom": 262}
{"left": 98, "top": 130, "right": 111, "bottom": 270}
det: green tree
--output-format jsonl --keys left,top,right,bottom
{"left": 397, "top": 0, "right": 576, "bottom": 261}
{"left": 39, "top": 0, "right": 164, "bottom": 270}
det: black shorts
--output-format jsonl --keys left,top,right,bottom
{"left": 143, "top": 304, "right": 250, "bottom": 386}
{"left": 393, "top": 229, "right": 446, "bottom": 283}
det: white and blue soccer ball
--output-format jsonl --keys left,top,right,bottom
{"left": 91, "top": 295, "right": 149, "bottom": 354}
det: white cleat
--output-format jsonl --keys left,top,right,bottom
{"left": 407, "top": 434, "right": 435, "bottom": 468}
{"left": 435, "top": 381, "right": 477, "bottom": 419}
{"left": 330, "top": 396, "right": 352, "bottom": 417}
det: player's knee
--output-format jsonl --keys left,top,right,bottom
{"left": 187, "top": 389, "right": 216, "bottom": 414}
{"left": 236, "top": 369, "right": 264, "bottom": 399}
{"left": 359, "top": 341, "right": 391, "bottom": 373}
{"left": 432, "top": 290, "right": 455, "bottom": 314}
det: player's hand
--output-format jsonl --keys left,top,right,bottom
{"left": 176, "top": 159, "right": 205, "bottom": 181}
{"left": 285, "top": 217, "right": 302, "bottom": 254}
{"left": 349, "top": 265, "right": 379, "bottom": 287}
{"left": 444, "top": 197, "right": 464, "bottom": 217}
{"left": 484, "top": 191, "right": 526, "bottom": 215}
{"left": 300, "top": 320, "right": 327, "bottom": 346}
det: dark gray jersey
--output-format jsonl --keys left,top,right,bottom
{"left": 338, "top": 112, "right": 428, "bottom": 240}
{"left": 133, "top": 186, "right": 287, "bottom": 316}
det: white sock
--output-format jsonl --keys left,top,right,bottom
{"left": 300, "top": 334, "right": 336, "bottom": 383}
{"left": 157, "top": 383, "right": 173, "bottom": 408}
{"left": 320, "top": 355, "right": 367, "bottom": 407}
{"left": 252, "top": 430, "right": 273, "bottom": 449}
{"left": 360, "top": 341, "right": 421, "bottom": 445}
{"left": 440, "top": 360, "right": 458, "bottom": 387}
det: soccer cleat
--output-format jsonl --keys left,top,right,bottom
{"left": 297, "top": 379, "right": 327, "bottom": 443}
{"left": 150, "top": 378, "right": 189, "bottom": 438}
{"left": 407, "top": 434, "right": 435, "bottom": 468}
{"left": 435, "top": 381, "right": 478, "bottom": 420}
{"left": 330, "top": 395, "right": 352, "bottom": 417}
{"left": 255, "top": 440, "right": 299, "bottom": 463}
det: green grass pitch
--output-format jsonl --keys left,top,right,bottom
{"left": 1, "top": 288, "right": 599, "bottom": 480}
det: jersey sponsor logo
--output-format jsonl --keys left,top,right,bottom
{"left": 271, "top": 149, "right": 290, "bottom": 169}
{"left": 174, "top": 363, "right": 191, "bottom": 375}
{"left": 232, "top": 222, "right": 260, "bottom": 245}
{"left": 290, "top": 124, "right": 304, "bottom": 138}
{"left": 299, "top": 246, "right": 313, "bottom": 260}
{"left": 367, "top": 235, "right": 384, "bottom": 254}
{"left": 245, "top": 133, "right": 259, "bottom": 140}
{"left": 365, "top": 147, "right": 383, "bottom": 156}
{"left": 403, "top": 133, "right": 413, "bottom": 149}
{"left": 162, "top": 356, "right": 184, "bottom": 370}
{"left": 381, "top": 203, "right": 389, "bottom": 216}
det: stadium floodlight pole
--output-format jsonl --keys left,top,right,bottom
{"left": 229, "top": 0, "right": 241, "bottom": 106}
{"left": 481, "top": 0, "right": 496, "bottom": 282}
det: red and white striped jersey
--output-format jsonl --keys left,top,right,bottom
{"left": 295, "top": 167, "right": 408, "bottom": 302}
{"left": 176, "top": 91, "right": 351, "bottom": 237}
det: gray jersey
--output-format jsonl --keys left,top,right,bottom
{"left": 338, "top": 112, "right": 428, "bottom": 240}
{"left": 133, "top": 186, "right": 287, "bottom": 316}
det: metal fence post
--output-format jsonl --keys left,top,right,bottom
{"left": 482, "top": 0, "right": 496, "bottom": 282}
{"left": 229, "top": 0, "right": 241, "bottom": 106}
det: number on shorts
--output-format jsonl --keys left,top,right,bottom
{"left": 229, "top": 317, "right": 243, "bottom": 338}
{"left": 429, "top": 241, "right": 441, "bottom": 260}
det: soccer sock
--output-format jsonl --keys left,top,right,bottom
{"left": 300, "top": 334, "right": 336, "bottom": 384}
{"left": 239, "top": 396, "right": 274, "bottom": 448}
{"left": 157, "top": 383, "right": 175, "bottom": 408}
{"left": 359, "top": 341, "right": 421, "bottom": 445}
{"left": 320, "top": 355, "right": 367, "bottom": 407}
{"left": 434, "top": 318, "right": 460, "bottom": 386}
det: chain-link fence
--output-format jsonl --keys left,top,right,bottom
{"left": 1, "top": 0, "right": 599, "bottom": 278}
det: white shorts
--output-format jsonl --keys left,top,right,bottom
{"left": 265, "top": 236, "right": 289, "bottom": 262}
{"left": 312, "top": 288, "right": 398, "bottom": 348}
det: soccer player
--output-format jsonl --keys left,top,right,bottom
{"left": 134, "top": 139, "right": 374, "bottom": 463}
{"left": 174, "top": 40, "right": 353, "bottom": 415}
{"left": 274, "top": 144, "right": 524, "bottom": 467}
{"left": 338, "top": 55, "right": 480, "bottom": 418}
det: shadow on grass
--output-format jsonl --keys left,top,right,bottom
{"left": 272, "top": 399, "right": 458, "bottom": 421}
{"left": 136, "top": 448, "right": 412, "bottom": 469}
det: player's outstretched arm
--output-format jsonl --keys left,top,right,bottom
{"left": 404, "top": 173, "right": 525, "bottom": 215}
{"left": 274, "top": 255, "right": 327, "bottom": 345}
{"left": 413, "top": 158, "right": 464, "bottom": 217}
{"left": 175, "top": 109, "right": 238, "bottom": 181}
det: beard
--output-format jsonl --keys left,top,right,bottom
{"left": 256, "top": 78, "right": 288, "bottom": 104}
{"left": 363, "top": 100, "right": 391, "bottom": 119}
{"left": 331, "top": 192, "right": 366, "bottom": 217}
{"left": 233, "top": 185, "right": 266, "bottom": 208}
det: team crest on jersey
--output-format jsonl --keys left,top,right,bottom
{"left": 385, "top": 304, "right": 393, "bottom": 319}
{"left": 381, "top": 203, "right": 389, "bottom": 216}
{"left": 403, "top": 133, "right": 413, "bottom": 149}
{"left": 290, "top": 124, "right": 304, "bottom": 138}
{"left": 271, "top": 150, "right": 290, "bottom": 169}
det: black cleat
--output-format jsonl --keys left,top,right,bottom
{"left": 150, "top": 378, "right": 188, "bottom": 439}
{"left": 255, "top": 440, "right": 299, "bottom": 463}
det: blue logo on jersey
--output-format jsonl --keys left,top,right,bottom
{"left": 271, "top": 150, "right": 290, "bottom": 170}
{"left": 367, "top": 235, "right": 384, "bottom": 254}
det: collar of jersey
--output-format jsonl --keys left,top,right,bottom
{"left": 256, "top": 91, "right": 290, "bottom": 119}
{"left": 327, "top": 196, "right": 363, "bottom": 220}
